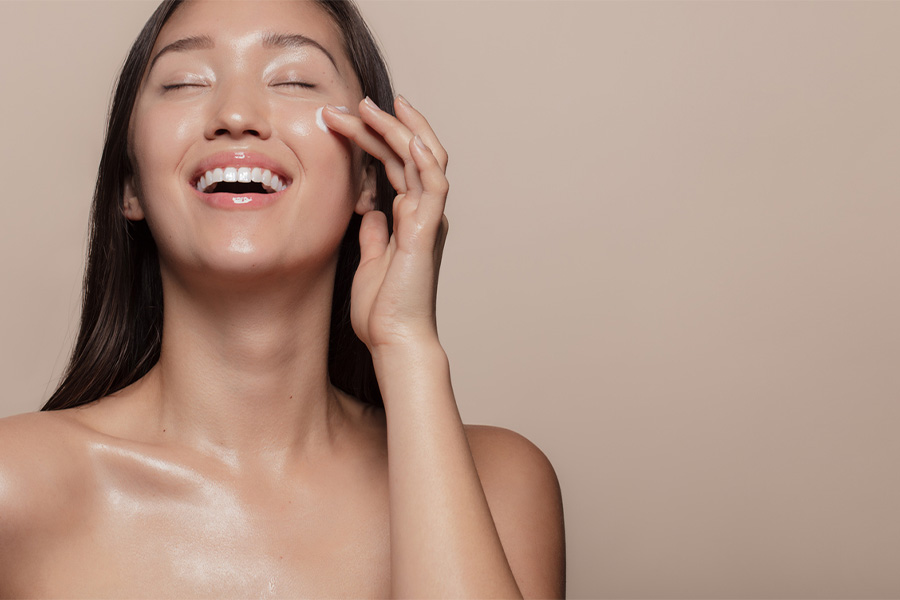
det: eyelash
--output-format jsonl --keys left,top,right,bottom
{"left": 161, "top": 82, "right": 315, "bottom": 91}
{"left": 162, "top": 83, "right": 202, "bottom": 91}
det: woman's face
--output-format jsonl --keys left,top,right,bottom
{"left": 126, "top": 0, "right": 373, "bottom": 282}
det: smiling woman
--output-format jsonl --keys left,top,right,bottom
{"left": 0, "top": 0, "right": 564, "bottom": 598}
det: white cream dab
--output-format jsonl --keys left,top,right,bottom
{"left": 232, "top": 196, "right": 252, "bottom": 204}
{"left": 316, "top": 105, "right": 349, "bottom": 132}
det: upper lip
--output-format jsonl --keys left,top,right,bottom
{"left": 188, "top": 150, "right": 293, "bottom": 187}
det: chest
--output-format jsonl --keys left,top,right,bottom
{"left": 15, "top": 466, "right": 392, "bottom": 598}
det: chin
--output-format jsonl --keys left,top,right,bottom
{"left": 198, "top": 243, "right": 285, "bottom": 276}
{"left": 174, "top": 239, "right": 337, "bottom": 289}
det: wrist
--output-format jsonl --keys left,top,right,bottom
{"left": 369, "top": 335, "right": 447, "bottom": 367}
{"left": 370, "top": 339, "right": 453, "bottom": 410}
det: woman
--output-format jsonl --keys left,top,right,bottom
{"left": 0, "top": 0, "right": 565, "bottom": 597}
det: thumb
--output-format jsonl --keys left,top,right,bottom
{"left": 358, "top": 209, "right": 389, "bottom": 265}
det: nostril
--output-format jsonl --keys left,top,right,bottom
{"left": 214, "top": 128, "right": 261, "bottom": 137}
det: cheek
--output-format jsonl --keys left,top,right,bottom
{"left": 274, "top": 102, "right": 357, "bottom": 179}
{"left": 130, "top": 102, "right": 202, "bottom": 184}
{"left": 127, "top": 113, "right": 197, "bottom": 233}
{"left": 287, "top": 108, "right": 313, "bottom": 137}
{"left": 275, "top": 101, "right": 339, "bottom": 142}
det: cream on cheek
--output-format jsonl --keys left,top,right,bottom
{"left": 276, "top": 101, "right": 356, "bottom": 175}
{"left": 279, "top": 102, "right": 345, "bottom": 136}
{"left": 315, "top": 105, "right": 348, "bottom": 132}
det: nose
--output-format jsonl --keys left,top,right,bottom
{"left": 204, "top": 82, "right": 272, "bottom": 140}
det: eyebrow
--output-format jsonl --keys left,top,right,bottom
{"left": 261, "top": 32, "right": 341, "bottom": 75}
{"left": 147, "top": 35, "right": 214, "bottom": 75}
{"left": 146, "top": 32, "right": 341, "bottom": 78}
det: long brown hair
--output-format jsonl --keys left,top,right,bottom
{"left": 42, "top": 0, "right": 395, "bottom": 411}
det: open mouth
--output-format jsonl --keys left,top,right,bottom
{"left": 206, "top": 181, "right": 272, "bottom": 194}
{"left": 194, "top": 167, "right": 289, "bottom": 194}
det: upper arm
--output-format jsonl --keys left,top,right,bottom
{"left": 465, "top": 425, "right": 566, "bottom": 599}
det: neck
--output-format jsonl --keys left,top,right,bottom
{"left": 135, "top": 263, "right": 354, "bottom": 475}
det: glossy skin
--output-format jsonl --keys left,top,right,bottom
{"left": 0, "top": 1, "right": 565, "bottom": 597}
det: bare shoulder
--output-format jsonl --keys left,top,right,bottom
{"left": 0, "top": 411, "right": 90, "bottom": 544}
{"left": 464, "top": 424, "right": 566, "bottom": 599}
{"left": 464, "top": 424, "right": 558, "bottom": 476}
{"left": 0, "top": 410, "right": 80, "bottom": 479}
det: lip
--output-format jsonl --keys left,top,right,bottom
{"left": 188, "top": 150, "right": 293, "bottom": 210}
{"left": 191, "top": 186, "right": 287, "bottom": 210}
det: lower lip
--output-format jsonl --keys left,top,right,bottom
{"left": 191, "top": 186, "right": 286, "bottom": 210}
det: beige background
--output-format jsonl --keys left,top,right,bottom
{"left": 2, "top": 1, "right": 899, "bottom": 597}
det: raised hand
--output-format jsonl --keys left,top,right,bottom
{"left": 326, "top": 98, "right": 543, "bottom": 600}
{"left": 322, "top": 96, "right": 449, "bottom": 354}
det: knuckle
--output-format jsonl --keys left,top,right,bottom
{"left": 434, "top": 178, "right": 449, "bottom": 196}
{"left": 397, "top": 193, "right": 416, "bottom": 213}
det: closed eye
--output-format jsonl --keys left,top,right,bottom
{"left": 162, "top": 83, "right": 205, "bottom": 91}
{"left": 276, "top": 81, "right": 316, "bottom": 89}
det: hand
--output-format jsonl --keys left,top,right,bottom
{"left": 322, "top": 96, "right": 449, "bottom": 353}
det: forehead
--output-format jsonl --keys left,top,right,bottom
{"left": 153, "top": 0, "right": 351, "bottom": 74}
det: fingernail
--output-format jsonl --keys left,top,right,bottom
{"left": 364, "top": 96, "right": 380, "bottom": 111}
{"left": 396, "top": 94, "right": 411, "bottom": 107}
{"left": 413, "top": 135, "right": 428, "bottom": 152}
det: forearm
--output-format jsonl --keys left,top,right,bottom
{"left": 373, "top": 341, "right": 522, "bottom": 599}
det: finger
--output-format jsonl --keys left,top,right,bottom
{"left": 322, "top": 105, "right": 407, "bottom": 193}
{"left": 410, "top": 135, "right": 449, "bottom": 224}
{"left": 436, "top": 215, "right": 449, "bottom": 260}
{"left": 358, "top": 98, "right": 428, "bottom": 198}
{"left": 358, "top": 209, "right": 389, "bottom": 266}
{"left": 403, "top": 143, "right": 423, "bottom": 196}
{"left": 432, "top": 214, "right": 449, "bottom": 302}
{"left": 394, "top": 95, "right": 449, "bottom": 172}
{"left": 392, "top": 191, "right": 418, "bottom": 239}
{"left": 359, "top": 97, "right": 417, "bottom": 169}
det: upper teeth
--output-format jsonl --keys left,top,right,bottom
{"left": 196, "top": 167, "right": 288, "bottom": 193}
